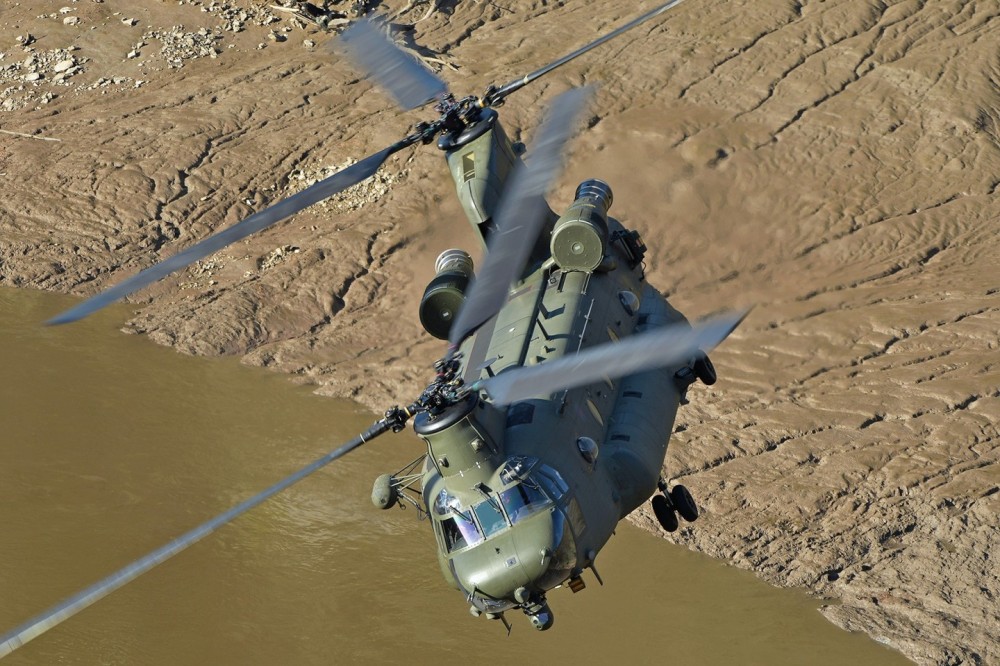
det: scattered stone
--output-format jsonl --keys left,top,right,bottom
{"left": 79, "top": 75, "right": 140, "bottom": 92}
{"left": 142, "top": 26, "right": 223, "bottom": 68}
{"left": 198, "top": 1, "right": 283, "bottom": 32}
{"left": 287, "top": 159, "right": 404, "bottom": 213}
{"left": 16, "top": 35, "right": 36, "bottom": 47}
{"left": 121, "top": 18, "right": 139, "bottom": 26}
{"left": 303, "top": 39, "right": 316, "bottom": 49}
{"left": 63, "top": 16, "right": 81, "bottom": 26}
{"left": 259, "top": 245, "right": 300, "bottom": 271}
{"left": 0, "top": 45, "right": 89, "bottom": 109}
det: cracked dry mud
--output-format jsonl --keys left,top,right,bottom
{"left": 2, "top": 1, "right": 998, "bottom": 664}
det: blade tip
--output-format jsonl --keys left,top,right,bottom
{"left": 45, "top": 312, "right": 78, "bottom": 326}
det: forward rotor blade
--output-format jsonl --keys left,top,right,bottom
{"left": 47, "top": 143, "right": 410, "bottom": 326}
{"left": 447, "top": 86, "right": 592, "bottom": 347}
{"left": 0, "top": 418, "right": 393, "bottom": 659}
{"left": 476, "top": 310, "right": 748, "bottom": 406}
{"left": 485, "top": 0, "right": 686, "bottom": 105}
{"left": 339, "top": 17, "right": 449, "bottom": 110}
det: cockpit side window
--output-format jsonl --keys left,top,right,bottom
{"left": 441, "top": 512, "right": 482, "bottom": 552}
{"left": 435, "top": 489, "right": 484, "bottom": 553}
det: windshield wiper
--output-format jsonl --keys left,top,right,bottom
{"left": 474, "top": 482, "right": 504, "bottom": 514}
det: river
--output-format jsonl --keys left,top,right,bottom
{"left": 0, "top": 286, "right": 909, "bottom": 664}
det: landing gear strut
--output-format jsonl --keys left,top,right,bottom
{"left": 670, "top": 484, "right": 699, "bottom": 523}
{"left": 651, "top": 477, "right": 699, "bottom": 532}
{"left": 522, "top": 597, "right": 554, "bottom": 631}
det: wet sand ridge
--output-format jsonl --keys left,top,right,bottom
{"left": 1, "top": 1, "right": 998, "bottom": 663}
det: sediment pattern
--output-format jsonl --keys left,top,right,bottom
{"left": 2, "top": 1, "right": 997, "bottom": 663}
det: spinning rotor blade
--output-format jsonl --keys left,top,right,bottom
{"left": 476, "top": 310, "right": 748, "bottom": 406}
{"left": 484, "top": 0, "right": 686, "bottom": 106}
{"left": 47, "top": 142, "right": 414, "bottom": 326}
{"left": 339, "top": 17, "right": 449, "bottom": 110}
{"left": 0, "top": 418, "right": 395, "bottom": 658}
{"left": 447, "top": 86, "right": 592, "bottom": 347}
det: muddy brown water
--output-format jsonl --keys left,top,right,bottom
{"left": 0, "top": 287, "right": 909, "bottom": 665}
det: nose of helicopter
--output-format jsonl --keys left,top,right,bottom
{"left": 449, "top": 507, "right": 566, "bottom": 606}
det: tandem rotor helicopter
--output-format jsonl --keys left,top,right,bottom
{"left": 1, "top": 0, "right": 749, "bottom": 654}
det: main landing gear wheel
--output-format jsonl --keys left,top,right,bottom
{"left": 670, "top": 484, "right": 699, "bottom": 523}
{"left": 651, "top": 494, "right": 679, "bottom": 533}
{"left": 693, "top": 352, "right": 717, "bottom": 386}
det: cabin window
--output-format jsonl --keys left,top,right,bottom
{"left": 618, "top": 290, "right": 640, "bottom": 315}
{"left": 500, "top": 483, "right": 551, "bottom": 523}
{"left": 499, "top": 456, "right": 540, "bottom": 485}
{"left": 434, "top": 489, "right": 456, "bottom": 516}
{"left": 586, "top": 398, "right": 604, "bottom": 426}
{"left": 506, "top": 403, "right": 535, "bottom": 427}
{"left": 535, "top": 465, "right": 569, "bottom": 500}
{"left": 577, "top": 437, "right": 599, "bottom": 466}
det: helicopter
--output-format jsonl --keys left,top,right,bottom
{"left": 1, "top": 0, "right": 748, "bottom": 654}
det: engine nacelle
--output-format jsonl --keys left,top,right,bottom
{"left": 550, "top": 179, "right": 613, "bottom": 272}
{"left": 419, "top": 249, "right": 475, "bottom": 340}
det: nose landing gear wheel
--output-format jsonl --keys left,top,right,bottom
{"left": 651, "top": 494, "right": 679, "bottom": 532}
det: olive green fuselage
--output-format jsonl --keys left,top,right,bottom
{"left": 414, "top": 114, "right": 689, "bottom": 616}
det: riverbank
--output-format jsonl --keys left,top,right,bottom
{"left": 2, "top": 1, "right": 997, "bottom": 663}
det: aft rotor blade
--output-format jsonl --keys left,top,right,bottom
{"left": 47, "top": 142, "right": 411, "bottom": 326}
{"left": 339, "top": 17, "right": 449, "bottom": 110}
{"left": 447, "top": 86, "right": 592, "bottom": 347}
{"left": 0, "top": 418, "right": 393, "bottom": 659}
{"left": 476, "top": 310, "right": 748, "bottom": 406}
{"left": 485, "top": 0, "right": 685, "bottom": 105}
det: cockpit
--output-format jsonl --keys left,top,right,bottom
{"left": 433, "top": 458, "right": 565, "bottom": 554}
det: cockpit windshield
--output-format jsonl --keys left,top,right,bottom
{"left": 434, "top": 478, "right": 555, "bottom": 554}
{"left": 473, "top": 500, "right": 507, "bottom": 537}
{"left": 499, "top": 482, "right": 550, "bottom": 523}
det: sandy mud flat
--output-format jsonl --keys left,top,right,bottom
{"left": 1, "top": 1, "right": 997, "bottom": 663}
